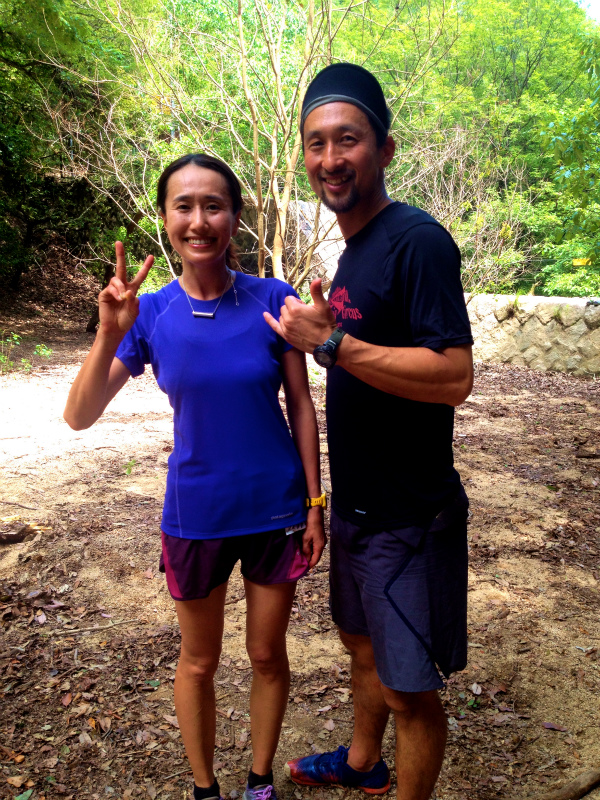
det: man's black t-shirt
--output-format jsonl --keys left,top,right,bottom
{"left": 326, "top": 201, "right": 473, "bottom": 530}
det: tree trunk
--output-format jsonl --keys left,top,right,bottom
{"left": 509, "top": 768, "right": 600, "bottom": 800}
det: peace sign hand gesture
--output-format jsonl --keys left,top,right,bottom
{"left": 98, "top": 241, "right": 154, "bottom": 339}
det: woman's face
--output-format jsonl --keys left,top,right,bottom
{"left": 161, "top": 164, "right": 241, "bottom": 271}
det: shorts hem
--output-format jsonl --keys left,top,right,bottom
{"left": 377, "top": 670, "right": 445, "bottom": 693}
{"left": 240, "top": 568, "right": 310, "bottom": 586}
{"left": 332, "top": 615, "right": 370, "bottom": 638}
{"left": 169, "top": 577, "right": 229, "bottom": 602}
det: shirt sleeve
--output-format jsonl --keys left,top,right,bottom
{"left": 115, "top": 298, "right": 152, "bottom": 377}
{"left": 394, "top": 223, "right": 474, "bottom": 351}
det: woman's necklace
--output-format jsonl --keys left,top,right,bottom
{"left": 181, "top": 269, "right": 238, "bottom": 319}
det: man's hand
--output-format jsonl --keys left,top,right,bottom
{"left": 301, "top": 509, "right": 326, "bottom": 569}
{"left": 98, "top": 241, "right": 153, "bottom": 340}
{"left": 264, "top": 278, "right": 337, "bottom": 353}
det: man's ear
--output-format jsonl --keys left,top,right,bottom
{"left": 380, "top": 135, "right": 396, "bottom": 169}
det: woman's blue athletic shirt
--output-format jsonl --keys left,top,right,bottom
{"left": 116, "top": 273, "right": 307, "bottom": 539}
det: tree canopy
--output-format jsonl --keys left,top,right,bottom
{"left": 1, "top": 0, "right": 599, "bottom": 298}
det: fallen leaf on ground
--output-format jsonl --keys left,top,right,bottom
{"left": 323, "top": 719, "right": 335, "bottom": 731}
{"left": 542, "top": 722, "right": 567, "bottom": 731}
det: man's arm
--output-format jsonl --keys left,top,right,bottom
{"left": 264, "top": 279, "right": 473, "bottom": 407}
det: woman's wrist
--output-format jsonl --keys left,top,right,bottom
{"left": 96, "top": 324, "right": 126, "bottom": 348}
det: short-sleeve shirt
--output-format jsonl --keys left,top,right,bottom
{"left": 116, "top": 273, "right": 307, "bottom": 539}
{"left": 326, "top": 202, "right": 473, "bottom": 529}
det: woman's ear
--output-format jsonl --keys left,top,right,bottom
{"left": 159, "top": 212, "right": 168, "bottom": 232}
{"left": 232, "top": 211, "right": 242, "bottom": 237}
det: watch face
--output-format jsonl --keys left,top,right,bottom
{"left": 313, "top": 347, "right": 336, "bottom": 369}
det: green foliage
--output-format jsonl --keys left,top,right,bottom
{"left": 0, "top": 331, "right": 53, "bottom": 373}
{"left": 0, "top": 331, "right": 21, "bottom": 373}
{"left": 34, "top": 343, "right": 53, "bottom": 359}
{"left": 123, "top": 458, "right": 137, "bottom": 475}
{"left": 2, "top": 0, "right": 600, "bottom": 300}
{"left": 539, "top": 33, "right": 600, "bottom": 268}
{"left": 0, "top": 0, "right": 140, "bottom": 291}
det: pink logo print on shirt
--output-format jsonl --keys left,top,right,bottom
{"left": 329, "top": 286, "right": 363, "bottom": 322}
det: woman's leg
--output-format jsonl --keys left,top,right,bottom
{"left": 244, "top": 579, "right": 297, "bottom": 776}
{"left": 174, "top": 582, "right": 228, "bottom": 789}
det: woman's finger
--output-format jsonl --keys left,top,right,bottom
{"left": 102, "top": 280, "right": 125, "bottom": 303}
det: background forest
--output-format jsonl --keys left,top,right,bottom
{"left": 1, "top": 0, "right": 600, "bottom": 303}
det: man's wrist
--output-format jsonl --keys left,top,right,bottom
{"left": 313, "top": 328, "right": 346, "bottom": 369}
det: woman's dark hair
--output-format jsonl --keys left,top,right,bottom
{"left": 157, "top": 153, "right": 243, "bottom": 269}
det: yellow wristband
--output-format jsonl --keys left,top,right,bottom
{"left": 306, "top": 492, "right": 327, "bottom": 509}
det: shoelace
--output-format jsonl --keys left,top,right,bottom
{"left": 314, "top": 746, "right": 347, "bottom": 773}
{"left": 249, "top": 786, "right": 273, "bottom": 800}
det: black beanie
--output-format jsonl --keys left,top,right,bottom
{"left": 300, "top": 63, "right": 390, "bottom": 137}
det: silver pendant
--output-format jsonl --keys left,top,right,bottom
{"left": 192, "top": 311, "right": 216, "bottom": 319}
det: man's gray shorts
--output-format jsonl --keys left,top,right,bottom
{"left": 330, "top": 488, "right": 469, "bottom": 693}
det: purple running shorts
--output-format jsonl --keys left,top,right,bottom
{"left": 159, "top": 528, "right": 309, "bottom": 601}
{"left": 329, "top": 488, "right": 469, "bottom": 693}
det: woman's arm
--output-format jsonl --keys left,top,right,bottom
{"left": 64, "top": 339, "right": 131, "bottom": 430}
{"left": 281, "top": 347, "right": 326, "bottom": 569}
{"left": 64, "top": 242, "right": 153, "bottom": 430}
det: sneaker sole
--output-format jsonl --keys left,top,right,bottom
{"left": 284, "top": 763, "right": 390, "bottom": 795}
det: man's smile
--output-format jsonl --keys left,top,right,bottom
{"left": 320, "top": 172, "right": 354, "bottom": 189}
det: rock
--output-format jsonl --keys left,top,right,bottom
{"left": 468, "top": 294, "right": 599, "bottom": 376}
{"left": 584, "top": 303, "right": 600, "bottom": 330}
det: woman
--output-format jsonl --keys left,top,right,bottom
{"left": 64, "top": 153, "right": 325, "bottom": 800}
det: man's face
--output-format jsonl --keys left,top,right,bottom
{"left": 302, "top": 102, "right": 389, "bottom": 216}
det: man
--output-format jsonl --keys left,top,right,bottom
{"left": 264, "top": 63, "right": 473, "bottom": 800}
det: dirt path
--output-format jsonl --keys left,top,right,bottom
{"left": 1, "top": 316, "right": 599, "bottom": 800}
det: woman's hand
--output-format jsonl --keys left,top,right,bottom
{"left": 302, "top": 507, "right": 326, "bottom": 569}
{"left": 99, "top": 241, "right": 153, "bottom": 339}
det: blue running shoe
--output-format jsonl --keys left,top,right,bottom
{"left": 285, "top": 745, "right": 390, "bottom": 794}
{"left": 243, "top": 784, "right": 277, "bottom": 800}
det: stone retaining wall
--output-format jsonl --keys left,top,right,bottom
{"left": 467, "top": 295, "right": 600, "bottom": 376}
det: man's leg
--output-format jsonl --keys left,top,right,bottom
{"left": 381, "top": 685, "right": 447, "bottom": 800}
{"left": 338, "top": 629, "right": 390, "bottom": 771}
{"left": 341, "top": 631, "right": 447, "bottom": 800}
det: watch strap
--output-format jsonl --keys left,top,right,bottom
{"left": 306, "top": 492, "right": 327, "bottom": 508}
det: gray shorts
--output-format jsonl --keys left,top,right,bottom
{"left": 330, "top": 488, "right": 469, "bottom": 693}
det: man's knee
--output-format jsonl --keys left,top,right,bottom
{"left": 380, "top": 686, "right": 444, "bottom": 721}
{"left": 339, "top": 628, "right": 377, "bottom": 669}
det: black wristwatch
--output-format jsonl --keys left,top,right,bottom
{"left": 313, "top": 328, "right": 346, "bottom": 369}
